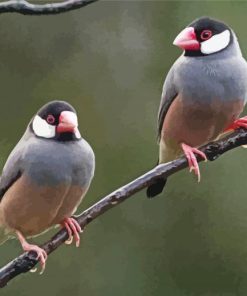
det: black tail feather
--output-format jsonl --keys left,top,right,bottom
{"left": 146, "top": 178, "right": 167, "bottom": 198}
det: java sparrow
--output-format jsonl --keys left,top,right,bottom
{"left": 147, "top": 17, "right": 247, "bottom": 198}
{"left": 0, "top": 101, "right": 95, "bottom": 272}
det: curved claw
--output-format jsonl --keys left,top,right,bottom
{"left": 181, "top": 143, "right": 207, "bottom": 182}
{"left": 65, "top": 235, "right": 73, "bottom": 245}
{"left": 16, "top": 231, "right": 47, "bottom": 274}
{"left": 61, "top": 217, "right": 82, "bottom": 248}
{"left": 63, "top": 221, "right": 73, "bottom": 245}
{"left": 225, "top": 116, "right": 247, "bottom": 132}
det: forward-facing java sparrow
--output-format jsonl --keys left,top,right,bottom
{"left": 147, "top": 17, "right": 247, "bottom": 198}
{"left": 0, "top": 101, "right": 95, "bottom": 272}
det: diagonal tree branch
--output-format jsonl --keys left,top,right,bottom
{"left": 0, "top": 0, "right": 99, "bottom": 15}
{"left": 0, "top": 128, "right": 246, "bottom": 287}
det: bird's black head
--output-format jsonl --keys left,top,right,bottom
{"left": 173, "top": 17, "right": 233, "bottom": 57}
{"left": 31, "top": 100, "right": 81, "bottom": 141}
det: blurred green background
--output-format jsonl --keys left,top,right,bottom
{"left": 0, "top": 0, "right": 247, "bottom": 295}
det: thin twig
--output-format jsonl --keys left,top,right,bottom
{"left": 0, "top": 0, "right": 99, "bottom": 15}
{"left": 0, "top": 128, "right": 246, "bottom": 287}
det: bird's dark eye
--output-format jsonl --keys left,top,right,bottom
{"left": 200, "top": 30, "right": 212, "bottom": 41}
{"left": 46, "top": 114, "right": 55, "bottom": 124}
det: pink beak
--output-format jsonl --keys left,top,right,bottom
{"left": 173, "top": 27, "right": 200, "bottom": 51}
{"left": 57, "top": 111, "right": 78, "bottom": 134}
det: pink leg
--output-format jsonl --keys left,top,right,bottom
{"left": 60, "top": 217, "right": 82, "bottom": 248}
{"left": 16, "top": 231, "right": 47, "bottom": 274}
{"left": 224, "top": 116, "right": 247, "bottom": 132}
{"left": 181, "top": 143, "right": 207, "bottom": 182}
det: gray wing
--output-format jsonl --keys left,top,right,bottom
{"left": 157, "top": 66, "right": 178, "bottom": 141}
{"left": 0, "top": 141, "right": 24, "bottom": 200}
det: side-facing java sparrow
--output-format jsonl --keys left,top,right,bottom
{"left": 147, "top": 17, "right": 247, "bottom": 198}
{"left": 0, "top": 101, "right": 95, "bottom": 272}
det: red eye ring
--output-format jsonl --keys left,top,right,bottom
{"left": 200, "top": 30, "right": 212, "bottom": 41}
{"left": 46, "top": 114, "right": 55, "bottom": 124}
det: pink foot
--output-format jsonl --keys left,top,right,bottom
{"left": 181, "top": 143, "right": 207, "bottom": 182}
{"left": 16, "top": 231, "right": 47, "bottom": 274}
{"left": 61, "top": 217, "right": 82, "bottom": 247}
{"left": 224, "top": 116, "right": 247, "bottom": 132}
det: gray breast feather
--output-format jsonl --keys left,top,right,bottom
{"left": 23, "top": 137, "right": 95, "bottom": 187}
{"left": 157, "top": 53, "right": 247, "bottom": 141}
{"left": 174, "top": 55, "right": 247, "bottom": 103}
{"left": 0, "top": 134, "right": 95, "bottom": 199}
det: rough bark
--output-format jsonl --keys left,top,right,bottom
{"left": 0, "top": 128, "right": 246, "bottom": 287}
{"left": 0, "top": 0, "right": 99, "bottom": 15}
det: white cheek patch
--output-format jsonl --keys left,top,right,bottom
{"left": 32, "top": 115, "right": 56, "bottom": 138}
{"left": 75, "top": 128, "right": 81, "bottom": 139}
{"left": 201, "top": 30, "right": 230, "bottom": 55}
